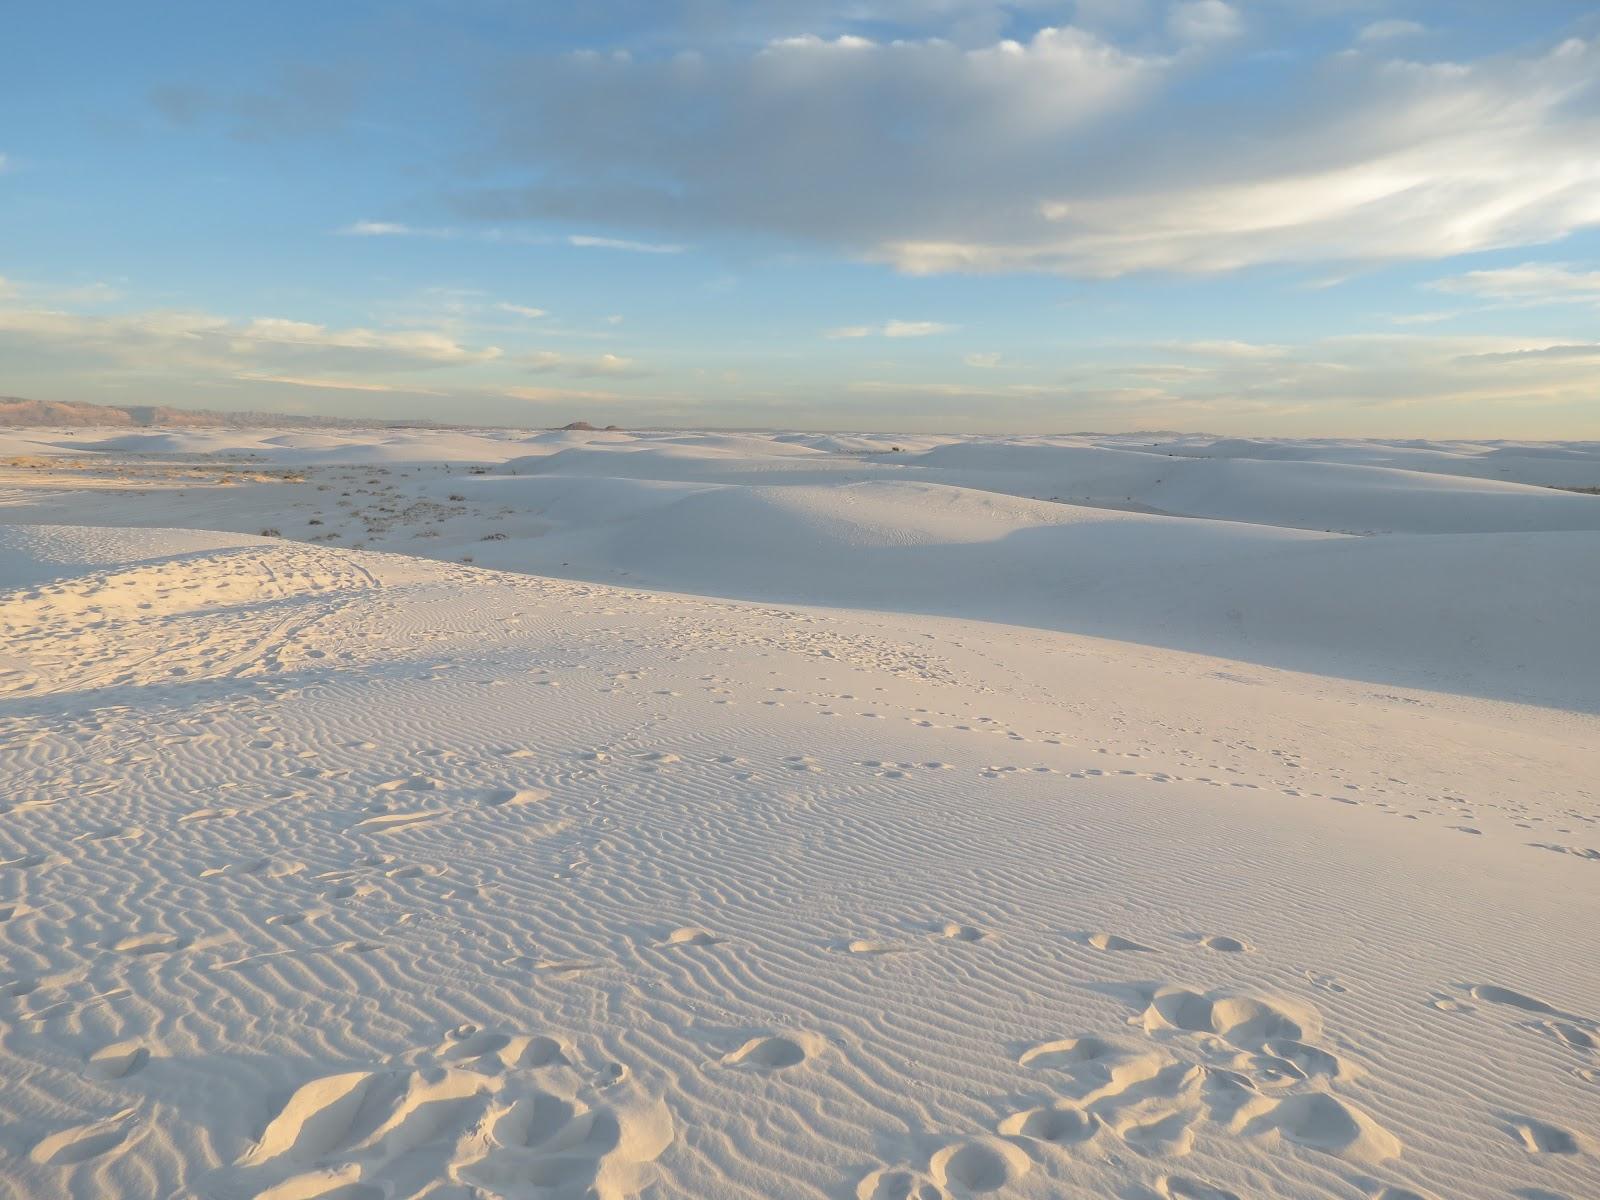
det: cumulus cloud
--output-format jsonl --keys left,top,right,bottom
{"left": 454, "top": 28, "right": 1600, "bottom": 278}
{"left": 1359, "top": 19, "right": 1425, "bottom": 43}
{"left": 1167, "top": 1, "right": 1242, "bottom": 44}
{"left": 825, "top": 319, "right": 956, "bottom": 338}
{"left": 1431, "top": 262, "right": 1600, "bottom": 304}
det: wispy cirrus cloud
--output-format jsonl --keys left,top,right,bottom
{"left": 0, "top": 306, "right": 502, "bottom": 377}
{"left": 338, "top": 221, "right": 685, "bottom": 254}
{"left": 1359, "top": 19, "right": 1425, "bottom": 43}
{"left": 1430, "top": 262, "right": 1600, "bottom": 305}
{"left": 524, "top": 350, "right": 643, "bottom": 377}
{"left": 566, "top": 234, "right": 684, "bottom": 254}
{"left": 825, "top": 319, "right": 956, "bottom": 339}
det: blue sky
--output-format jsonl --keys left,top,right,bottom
{"left": 3, "top": 1, "right": 1599, "bottom": 434}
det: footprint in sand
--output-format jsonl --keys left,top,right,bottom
{"left": 1508, "top": 1116, "right": 1581, "bottom": 1154}
{"left": 109, "top": 932, "right": 189, "bottom": 955}
{"left": 1470, "top": 984, "right": 1572, "bottom": 1017}
{"left": 934, "top": 922, "right": 988, "bottom": 943}
{"left": 235, "top": 1042, "right": 671, "bottom": 1200}
{"left": 997, "top": 1101, "right": 1099, "bottom": 1147}
{"left": 29, "top": 1109, "right": 137, "bottom": 1165}
{"left": 1081, "top": 931, "right": 1154, "bottom": 953}
{"left": 840, "top": 938, "right": 911, "bottom": 956}
{"left": 482, "top": 786, "right": 550, "bottom": 807}
{"left": 351, "top": 811, "right": 442, "bottom": 834}
{"left": 661, "top": 927, "right": 725, "bottom": 948}
{"left": 88, "top": 1041, "right": 151, "bottom": 1080}
{"left": 1198, "top": 935, "right": 1250, "bottom": 953}
{"left": 720, "top": 1033, "right": 816, "bottom": 1070}
{"left": 1155, "top": 1176, "right": 1241, "bottom": 1200}
{"left": 858, "top": 1139, "right": 1029, "bottom": 1200}
{"left": 374, "top": 775, "right": 439, "bottom": 793}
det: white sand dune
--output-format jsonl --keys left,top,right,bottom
{"left": 5, "top": 429, "right": 1598, "bottom": 708}
{"left": 1, "top": 431, "right": 1598, "bottom": 1200}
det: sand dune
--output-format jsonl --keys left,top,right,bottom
{"left": 1, "top": 431, "right": 1598, "bottom": 1199}
{"left": 4, "top": 429, "right": 1597, "bottom": 708}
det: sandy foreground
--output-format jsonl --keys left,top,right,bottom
{"left": 0, "top": 428, "right": 1597, "bottom": 1200}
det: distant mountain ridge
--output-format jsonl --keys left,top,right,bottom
{"left": 0, "top": 396, "right": 448, "bottom": 430}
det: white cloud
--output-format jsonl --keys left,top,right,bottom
{"left": 1431, "top": 262, "right": 1600, "bottom": 304}
{"left": 826, "top": 319, "right": 956, "bottom": 338}
{"left": 1167, "top": 1, "right": 1242, "bottom": 44}
{"left": 567, "top": 234, "right": 684, "bottom": 254}
{"left": 336, "top": 223, "right": 685, "bottom": 254}
{"left": 1389, "top": 309, "right": 1461, "bottom": 325}
{"left": 235, "top": 373, "right": 446, "bottom": 395}
{"left": 965, "top": 351, "right": 1003, "bottom": 367}
{"left": 504, "top": 385, "right": 627, "bottom": 403}
{"left": 462, "top": 29, "right": 1600, "bottom": 278}
{"left": 1359, "top": 19, "right": 1425, "bottom": 43}
{"left": 1165, "top": 339, "right": 1288, "bottom": 358}
{"left": 339, "top": 219, "right": 455, "bottom": 238}
{"left": 0, "top": 305, "right": 502, "bottom": 377}
{"left": 498, "top": 302, "right": 548, "bottom": 318}
{"left": 524, "top": 350, "right": 642, "bottom": 377}
{"left": 884, "top": 319, "right": 956, "bottom": 337}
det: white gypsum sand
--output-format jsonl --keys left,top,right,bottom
{"left": 0, "top": 429, "right": 1596, "bottom": 1200}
